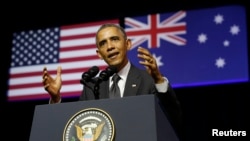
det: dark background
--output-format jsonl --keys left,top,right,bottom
{"left": 2, "top": 1, "right": 249, "bottom": 140}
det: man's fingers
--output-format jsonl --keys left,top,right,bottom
{"left": 138, "top": 46, "right": 150, "bottom": 56}
{"left": 44, "top": 84, "right": 49, "bottom": 90}
{"left": 42, "top": 76, "right": 46, "bottom": 83}
{"left": 43, "top": 66, "right": 47, "bottom": 71}
{"left": 137, "top": 47, "right": 154, "bottom": 62}
{"left": 148, "top": 58, "right": 153, "bottom": 63}
{"left": 57, "top": 66, "right": 62, "bottom": 76}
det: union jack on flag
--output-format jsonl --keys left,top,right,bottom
{"left": 125, "top": 10, "right": 187, "bottom": 49}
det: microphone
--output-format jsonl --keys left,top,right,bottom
{"left": 95, "top": 66, "right": 117, "bottom": 83}
{"left": 91, "top": 66, "right": 117, "bottom": 100}
{"left": 80, "top": 66, "right": 99, "bottom": 84}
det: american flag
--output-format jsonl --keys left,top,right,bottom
{"left": 125, "top": 5, "right": 249, "bottom": 87}
{"left": 8, "top": 19, "right": 119, "bottom": 101}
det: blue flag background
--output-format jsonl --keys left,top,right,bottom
{"left": 125, "top": 5, "right": 249, "bottom": 88}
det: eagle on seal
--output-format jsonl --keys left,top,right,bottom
{"left": 75, "top": 121, "right": 105, "bottom": 141}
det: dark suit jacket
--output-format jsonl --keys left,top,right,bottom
{"left": 79, "top": 64, "right": 183, "bottom": 139}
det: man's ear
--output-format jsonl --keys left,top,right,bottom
{"left": 96, "top": 50, "right": 103, "bottom": 60}
{"left": 126, "top": 39, "right": 132, "bottom": 50}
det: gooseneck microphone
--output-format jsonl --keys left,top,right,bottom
{"left": 96, "top": 66, "right": 117, "bottom": 83}
{"left": 80, "top": 66, "right": 99, "bottom": 84}
{"left": 80, "top": 65, "right": 117, "bottom": 100}
{"left": 92, "top": 66, "right": 117, "bottom": 99}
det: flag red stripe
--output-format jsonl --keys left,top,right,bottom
{"left": 126, "top": 26, "right": 186, "bottom": 36}
{"left": 59, "top": 55, "right": 100, "bottom": 63}
{"left": 150, "top": 14, "right": 157, "bottom": 47}
{"left": 60, "top": 45, "right": 96, "bottom": 51}
{"left": 9, "top": 80, "right": 81, "bottom": 89}
{"left": 60, "top": 33, "right": 97, "bottom": 40}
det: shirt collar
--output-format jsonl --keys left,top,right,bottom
{"left": 117, "top": 61, "right": 131, "bottom": 81}
{"left": 110, "top": 61, "right": 130, "bottom": 82}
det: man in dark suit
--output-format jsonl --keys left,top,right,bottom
{"left": 42, "top": 23, "right": 183, "bottom": 139}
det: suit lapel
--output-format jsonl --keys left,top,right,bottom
{"left": 123, "top": 65, "right": 141, "bottom": 97}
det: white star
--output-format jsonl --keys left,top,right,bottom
{"left": 215, "top": 57, "right": 226, "bottom": 68}
{"left": 230, "top": 24, "right": 240, "bottom": 35}
{"left": 152, "top": 54, "right": 163, "bottom": 67}
{"left": 214, "top": 14, "right": 224, "bottom": 24}
{"left": 197, "top": 33, "right": 207, "bottom": 43}
{"left": 223, "top": 40, "right": 230, "bottom": 47}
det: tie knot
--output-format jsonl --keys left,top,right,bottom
{"left": 112, "top": 74, "right": 121, "bottom": 83}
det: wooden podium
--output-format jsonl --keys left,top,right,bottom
{"left": 29, "top": 95, "right": 179, "bottom": 141}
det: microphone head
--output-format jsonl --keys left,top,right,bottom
{"left": 106, "top": 66, "right": 117, "bottom": 76}
{"left": 89, "top": 66, "right": 99, "bottom": 77}
{"left": 99, "top": 70, "right": 109, "bottom": 81}
{"left": 98, "top": 66, "right": 117, "bottom": 82}
{"left": 82, "top": 66, "right": 99, "bottom": 82}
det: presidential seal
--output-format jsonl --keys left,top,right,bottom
{"left": 63, "top": 108, "right": 115, "bottom": 141}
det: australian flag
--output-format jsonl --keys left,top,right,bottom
{"left": 125, "top": 5, "right": 249, "bottom": 88}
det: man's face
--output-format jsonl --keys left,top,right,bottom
{"left": 96, "top": 27, "right": 131, "bottom": 70}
